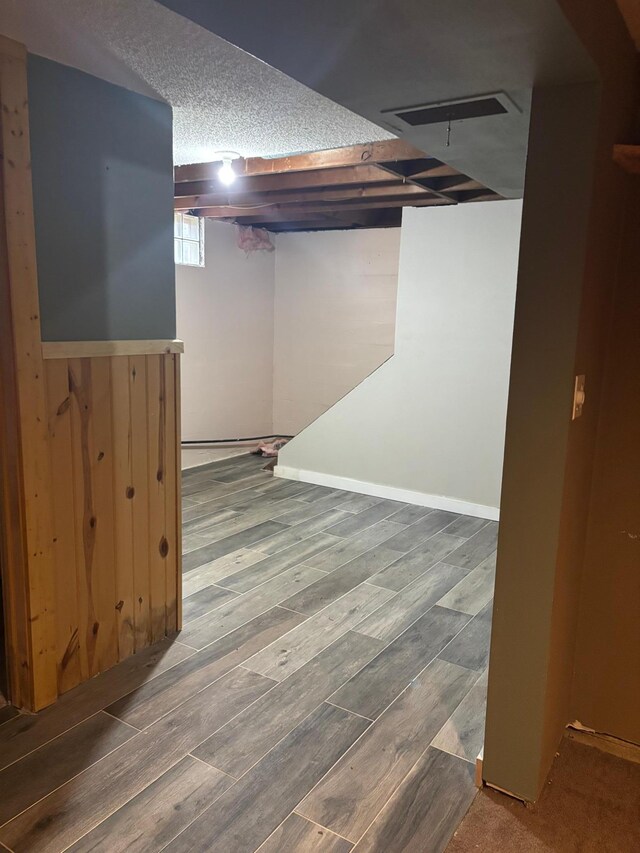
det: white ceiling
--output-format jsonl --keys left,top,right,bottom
{"left": 0, "top": 0, "right": 393, "bottom": 165}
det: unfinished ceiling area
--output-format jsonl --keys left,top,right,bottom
{"left": 159, "top": 0, "right": 601, "bottom": 197}
{"left": 0, "top": 0, "right": 392, "bottom": 165}
{"left": 174, "top": 141, "right": 502, "bottom": 232}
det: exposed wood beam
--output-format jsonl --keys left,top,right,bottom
{"left": 262, "top": 207, "right": 402, "bottom": 231}
{"left": 378, "top": 158, "right": 501, "bottom": 203}
{"left": 174, "top": 164, "right": 398, "bottom": 198}
{"left": 456, "top": 189, "right": 502, "bottom": 202}
{"left": 378, "top": 160, "right": 459, "bottom": 201}
{"left": 262, "top": 210, "right": 402, "bottom": 232}
{"left": 175, "top": 181, "right": 433, "bottom": 212}
{"left": 196, "top": 194, "right": 452, "bottom": 219}
{"left": 174, "top": 140, "right": 426, "bottom": 183}
{"left": 229, "top": 210, "right": 340, "bottom": 226}
{"left": 266, "top": 221, "right": 342, "bottom": 231}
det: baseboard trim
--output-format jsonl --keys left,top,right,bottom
{"left": 475, "top": 747, "right": 484, "bottom": 788}
{"left": 274, "top": 465, "right": 500, "bottom": 521}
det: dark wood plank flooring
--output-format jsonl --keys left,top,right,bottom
{"left": 0, "top": 454, "right": 497, "bottom": 852}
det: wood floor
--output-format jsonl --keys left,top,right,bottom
{"left": 0, "top": 454, "right": 496, "bottom": 852}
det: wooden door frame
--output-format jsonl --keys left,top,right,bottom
{"left": 0, "top": 35, "right": 58, "bottom": 710}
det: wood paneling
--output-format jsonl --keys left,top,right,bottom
{"left": 0, "top": 35, "right": 58, "bottom": 710}
{"left": 44, "top": 354, "right": 182, "bottom": 695}
{"left": 42, "top": 339, "right": 184, "bottom": 359}
{"left": 0, "top": 36, "right": 181, "bottom": 712}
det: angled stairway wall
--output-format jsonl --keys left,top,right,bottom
{"left": 276, "top": 200, "right": 523, "bottom": 519}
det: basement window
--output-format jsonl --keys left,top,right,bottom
{"left": 174, "top": 212, "right": 205, "bottom": 267}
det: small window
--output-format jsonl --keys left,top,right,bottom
{"left": 174, "top": 212, "right": 205, "bottom": 266}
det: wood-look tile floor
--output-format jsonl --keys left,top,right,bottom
{"left": 0, "top": 455, "right": 496, "bottom": 853}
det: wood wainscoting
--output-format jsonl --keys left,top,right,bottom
{"left": 0, "top": 34, "right": 182, "bottom": 710}
{"left": 43, "top": 351, "right": 182, "bottom": 696}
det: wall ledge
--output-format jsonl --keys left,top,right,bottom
{"left": 42, "top": 339, "right": 184, "bottom": 359}
{"left": 274, "top": 464, "right": 500, "bottom": 521}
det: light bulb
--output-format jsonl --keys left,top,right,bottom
{"left": 218, "top": 158, "right": 236, "bottom": 186}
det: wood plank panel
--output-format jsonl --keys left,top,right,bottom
{"left": 259, "top": 814, "right": 353, "bottom": 853}
{"left": 45, "top": 360, "right": 82, "bottom": 692}
{"left": 68, "top": 358, "right": 118, "bottom": 677}
{"left": 0, "top": 638, "right": 193, "bottom": 772}
{"left": 193, "top": 631, "right": 383, "bottom": 777}
{"left": 0, "top": 711, "right": 135, "bottom": 826}
{"left": 354, "top": 747, "right": 476, "bottom": 851}
{"left": 0, "top": 667, "right": 267, "bottom": 852}
{"left": 0, "top": 34, "right": 57, "bottom": 710}
{"left": 166, "top": 703, "right": 370, "bottom": 853}
{"left": 106, "top": 607, "right": 304, "bottom": 730}
{"left": 147, "top": 355, "right": 168, "bottom": 642}
{"left": 167, "top": 354, "right": 181, "bottom": 631}
{"left": 88, "top": 356, "right": 118, "bottom": 672}
{"left": 67, "top": 357, "right": 94, "bottom": 679}
{"left": 328, "top": 606, "right": 471, "bottom": 719}
{"left": 244, "top": 584, "right": 393, "bottom": 681}
{"left": 129, "top": 354, "right": 151, "bottom": 651}
{"left": 41, "top": 353, "right": 182, "bottom": 697}
{"left": 67, "top": 756, "right": 228, "bottom": 853}
{"left": 110, "top": 355, "right": 135, "bottom": 659}
{"left": 298, "top": 658, "right": 477, "bottom": 840}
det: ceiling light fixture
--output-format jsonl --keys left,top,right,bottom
{"left": 215, "top": 151, "right": 241, "bottom": 186}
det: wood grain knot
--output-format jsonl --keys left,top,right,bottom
{"left": 56, "top": 396, "right": 71, "bottom": 416}
{"left": 89, "top": 516, "right": 97, "bottom": 529}
{"left": 115, "top": 600, "right": 124, "bottom": 612}
{"left": 97, "top": 451, "right": 105, "bottom": 461}
{"left": 126, "top": 486, "right": 135, "bottom": 499}
{"left": 159, "top": 536, "right": 169, "bottom": 558}
{"left": 157, "top": 468, "right": 164, "bottom": 483}
{"left": 92, "top": 621, "right": 99, "bottom": 636}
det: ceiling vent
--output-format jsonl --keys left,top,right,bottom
{"left": 384, "top": 92, "right": 518, "bottom": 128}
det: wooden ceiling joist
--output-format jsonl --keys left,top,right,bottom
{"left": 195, "top": 195, "right": 453, "bottom": 219}
{"left": 174, "top": 140, "right": 501, "bottom": 232}
{"left": 175, "top": 181, "right": 437, "bottom": 212}
{"left": 174, "top": 164, "right": 396, "bottom": 199}
{"left": 174, "top": 140, "right": 427, "bottom": 184}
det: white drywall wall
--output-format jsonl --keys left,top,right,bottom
{"left": 177, "top": 221, "right": 400, "bottom": 443}
{"left": 278, "top": 201, "right": 522, "bottom": 516}
{"left": 273, "top": 229, "right": 400, "bottom": 435}
{"left": 176, "top": 220, "right": 275, "bottom": 440}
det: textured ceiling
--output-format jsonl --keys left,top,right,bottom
{"left": 159, "top": 0, "right": 602, "bottom": 198}
{"left": 0, "top": 0, "right": 393, "bottom": 165}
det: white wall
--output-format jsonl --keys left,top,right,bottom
{"left": 176, "top": 220, "right": 275, "bottom": 440}
{"left": 278, "top": 201, "right": 522, "bottom": 517}
{"left": 177, "top": 221, "right": 400, "bottom": 442}
{"left": 273, "top": 229, "right": 400, "bottom": 435}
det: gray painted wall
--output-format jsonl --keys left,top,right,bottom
{"left": 28, "top": 55, "right": 175, "bottom": 341}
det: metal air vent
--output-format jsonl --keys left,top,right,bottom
{"left": 385, "top": 92, "right": 518, "bottom": 128}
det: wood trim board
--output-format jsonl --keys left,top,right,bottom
{"left": 42, "top": 340, "right": 184, "bottom": 359}
{"left": 0, "top": 34, "right": 58, "bottom": 710}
